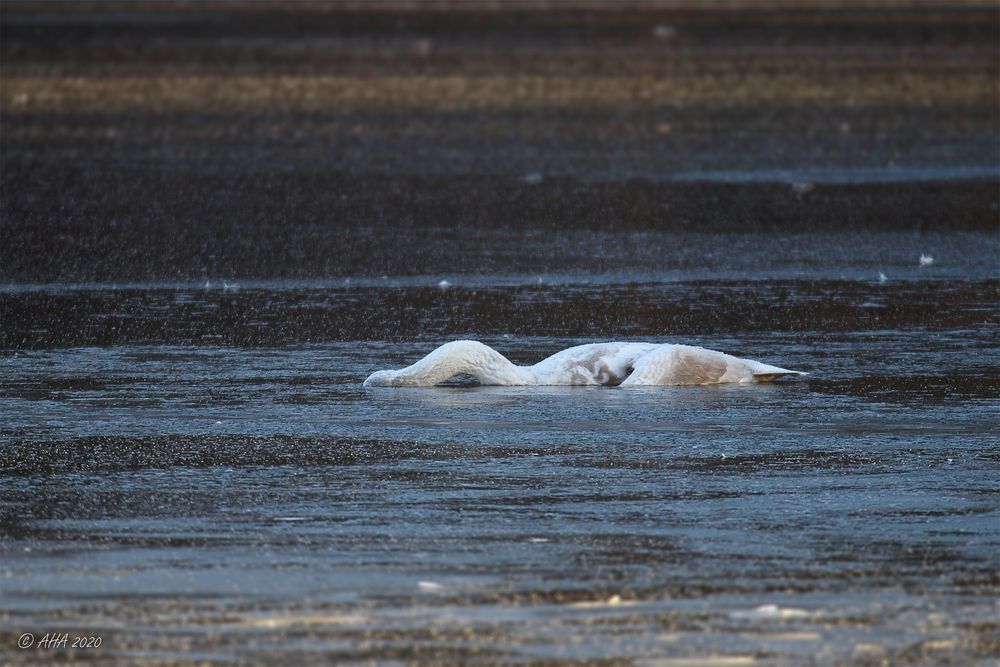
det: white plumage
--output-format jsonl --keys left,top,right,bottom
{"left": 363, "top": 340, "right": 806, "bottom": 387}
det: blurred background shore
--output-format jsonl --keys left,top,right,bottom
{"left": 2, "top": 0, "right": 997, "bottom": 282}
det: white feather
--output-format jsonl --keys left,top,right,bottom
{"left": 363, "top": 341, "right": 805, "bottom": 387}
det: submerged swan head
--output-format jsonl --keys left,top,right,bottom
{"left": 363, "top": 369, "right": 407, "bottom": 387}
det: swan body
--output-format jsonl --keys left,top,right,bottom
{"left": 363, "top": 340, "right": 805, "bottom": 387}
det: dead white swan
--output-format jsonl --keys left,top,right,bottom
{"left": 363, "top": 341, "right": 806, "bottom": 387}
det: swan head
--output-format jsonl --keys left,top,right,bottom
{"left": 363, "top": 370, "right": 400, "bottom": 387}
{"left": 365, "top": 369, "right": 425, "bottom": 387}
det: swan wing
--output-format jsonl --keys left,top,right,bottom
{"left": 530, "top": 342, "right": 657, "bottom": 385}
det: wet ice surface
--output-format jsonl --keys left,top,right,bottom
{"left": 1, "top": 275, "right": 998, "bottom": 665}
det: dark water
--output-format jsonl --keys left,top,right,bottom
{"left": 3, "top": 1, "right": 1000, "bottom": 664}
{"left": 2, "top": 247, "right": 998, "bottom": 664}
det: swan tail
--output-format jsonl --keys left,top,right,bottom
{"left": 752, "top": 370, "right": 808, "bottom": 383}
